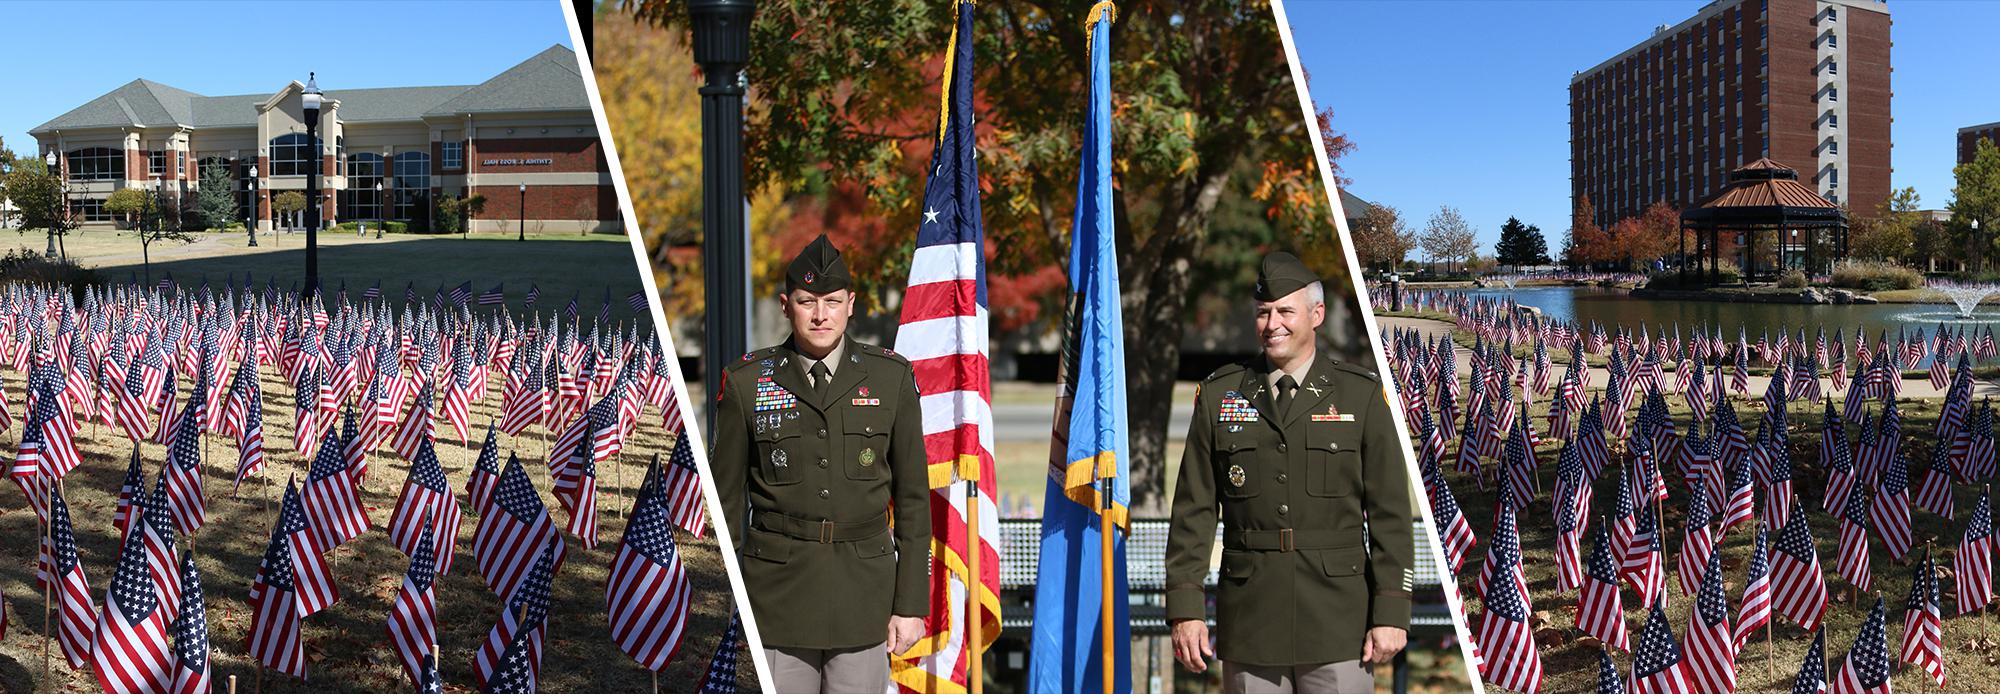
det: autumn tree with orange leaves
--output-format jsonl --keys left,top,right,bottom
{"left": 624, "top": 0, "right": 1346, "bottom": 512}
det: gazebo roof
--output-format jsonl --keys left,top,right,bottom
{"left": 1683, "top": 158, "right": 1846, "bottom": 226}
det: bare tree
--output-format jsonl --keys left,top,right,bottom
{"left": 1352, "top": 204, "right": 1416, "bottom": 273}
{"left": 1423, "top": 205, "right": 1475, "bottom": 275}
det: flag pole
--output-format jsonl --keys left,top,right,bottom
{"left": 41, "top": 480, "right": 54, "bottom": 693}
{"left": 1763, "top": 517, "right": 1772, "bottom": 680}
{"left": 227, "top": 674, "right": 236, "bottom": 694}
{"left": 1099, "top": 471, "right": 1114, "bottom": 694}
{"left": 966, "top": 477, "right": 983, "bottom": 694}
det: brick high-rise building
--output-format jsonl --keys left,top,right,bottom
{"left": 1570, "top": 0, "right": 1891, "bottom": 230}
{"left": 1959, "top": 121, "right": 2000, "bottom": 164}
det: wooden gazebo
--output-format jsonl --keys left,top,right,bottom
{"left": 1679, "top": 158, "right": 1849, "bottom": 286}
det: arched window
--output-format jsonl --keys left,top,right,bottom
{"left": 65, "top": 147, "right": 123, "bottom": 181}
{"left": 391, "top": 151, "right": 430, "bottom": 222}
{"left": 268, "top": 133, "right": 320, "bottom": 177}
{"left": 342, "top": 152, "right": 385, "bottom": 221}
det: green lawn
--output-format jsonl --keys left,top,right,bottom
{"left": 1438, "top": 392, "right": 2000, "bottom": 692}
{"left": 3, "top": 228, "right": 651, "bottom": 324}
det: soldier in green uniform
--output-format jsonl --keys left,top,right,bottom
{"left": 711, "top": 235, "right": 932, "bottom": 693}
{"left": 1165, "top": 252, "right": 1413, "bottom": 694}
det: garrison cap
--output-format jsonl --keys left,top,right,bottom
{"left": 1254, "top": 251, "right": 1319, "bottom": 302}
{"left": 787, "top": 234, "right": 851, "bottom": 294}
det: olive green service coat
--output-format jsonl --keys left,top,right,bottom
{"left": 1165, "top": 353, "right": 1414, "bottom": 666}
{"left": 711, "top": 338, "right": 932, "bottom": 650}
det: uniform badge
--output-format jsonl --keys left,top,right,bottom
{"left": 754, "top": 377, "right": 798, "bottom": 411}
{"left": 1227, "top": 465, "right": 1247, "bottom": 487}
{"left": 1218, "top": 390, "right": 1259, "bottom": 422}
{"left": 852, "top": 397, "right": 881, "bottom": 406}
{"left": 859, "top": 386, "right": 871, "bottom": 397}
{"left": 771, "top": 449, "right": 790, "bottom": 468}
{"left": 860, "top": 448, "right": 877, "bottom": 466}
{"left": 804, "top": 271, "right": 816, "bottom": 284}
{"left": 1310, "top": 403, "right": 1356, "bottom": 422}
{"left": 1227, "top": 424, "right": 1243, "bottom": 433}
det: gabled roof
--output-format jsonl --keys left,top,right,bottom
{"left": 31, "top": 45, "right": 583, "bottom": 135}
{"left": 425, "top": 45, "right": 585, "bottom": 117}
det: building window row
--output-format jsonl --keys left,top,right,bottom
{"left": 442, "top": 141, "right": 464, "bottom": 170}
{"left": 268, "top": 133, "right": 321, "bottom": 177}
{"left": 65, "top": 147, "right": 123, "bottom": 181}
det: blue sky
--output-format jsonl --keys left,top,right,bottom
{"left": 0, "top": 0, "right": 575, "bottom": 164}
{"left": 1289, "top": 0, "right": 2000, "bottom": 252}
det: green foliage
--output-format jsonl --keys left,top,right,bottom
{"left": 436, "top": 194, "right": 464, "bottom": 233}
{"left": 5, "top": 159, "right": 63, "bottom": 229}
{"left": 272, "top": 191, "right": 305, "bottom": 215}
{"left": 1950, "top": 138, "right": 2000, "bottom": 271}
{"left": 1493, "top": 216, "right": 1550, "bottom": 269}
{"left": 1645, "top": 260, "right": 1741, "bottom": 289}
{"left": 0, "top": 248, "right": 98, "bottom": 289}
{"left": 1829, "top": 260, "right": 1922, "bottom": 292}
{"left": 332, "top": 220, "right": 409, "bottom": 234}
{"left": 192, "top": 163, "right": 238, "bottom": 230}
{"left": 105, "top": 188, "right": 150, "bottom": 217}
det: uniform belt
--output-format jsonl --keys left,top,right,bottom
{"left": 1224, "top": 528, "right": 1347, "bottom": 552}
{"left": 754, "top": 511, "right": 889, "bottom": 544}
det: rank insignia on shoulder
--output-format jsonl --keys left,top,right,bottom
{"left": 1310, "top": 403, "right": 1356, "bottom": 422}
{"left": 851, "top": 398, "right": 881, "bottom": 406}
{"left": 1227, "top": 464, "right": 1247, "bottom": 487}
{"left": 754, "top": 377, "right": 799, "bottom": 412}
{"left": 1219, "top": 394, "right": 1259, "bottom": 422}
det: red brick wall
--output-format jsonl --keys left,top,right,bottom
{"left": 1961, "top": 128, "right": 2000, "bottom": 164}
{"left": 468, "top": 137, "right": 605, "bottom": 173}
{"left": 1766, "top": 0, "right": 1819, "bottom": 185}
{"left": 469, "top": 183, "right": 616, "bottom": 222}
{"left": 1845, "top": 5, "right": 1893, "bottom": 217}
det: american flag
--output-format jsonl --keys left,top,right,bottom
{"left": 449, "top": 281, "right": 473, "bottom": 306}
{"left": 142, "top": 478, "right": 183, "bottom": 615}
{"left": 1831, "top": 597, "right": 1890, "bottom": 694}
{"left": 89, "top": 508, "right": 172, "bottom": 694}
{"left": 118, "top": 339, "right": 164, "bottom": 442}
{"left": 234, "top": 380, "right": 266, "bottom": 490}
{"left": 1426, "top": 455, "right": 1474, "bottom": 574}
{"left": 1957, "top": 489, "right": 1995, "bottom": 615}
{"left": 627, "top": 290, "right": 648, "bottom": 312}
{"left": 1792, "top": 627, "right": 1827, "bottom": 694}
{"left": 1836, "top": 485, "right": 1872, "bottom": 594}
{"left": 554, "top": 424, "right": 600, "bottom": 549}
{"left": 1632, "top": 598, "right": 1690, "bottom": 694}
{"left": 1733, "top": 525, "right": 1772, "bottom": 650}
{"left": 1576, "top": 521, "right": 1629, "bottom": 652}
{"left": 466, "top": 424, "right": 503, "bottom": 513}
{"left": 1594, "top": 648, "right": 1623, "bottom": 694}
{"left": 387, "top": 512, "right": 440, "bottom": 687}
{"left": 1822, "top": 403, "right": 1856, "bottom": 514}
{"left": 1720, "top": 452, "right": 1756, "bottom": 536}
{"left": 475, "top": 536, "right": 560, "bottom": 690}
{"left": 42, "top": 488, "right": 95, "bottom": 668}
{"left": 169, "top": 556, "right": 210, "bottom": 694}
{"left": 249, "top": 480, "right": 311, "bottom": 678}
{"left": 1624, "top": 505, "right": 1666, "bottom": 610}
{"left": 303, "top": 426, "right": 369, "bottom": 551}
{"left": 524, "top": 284, "right": 540, "bottom": 309}
{"left": 1475, "top": 503, "right": 1542, "bottom": 693}
{"left": 1771, "top": 502, "right": 1829, "bottom": 631}
{"left": 1676, "top": 490, "right": 1715, "bottom": 598}
{"left": 1912, "top": 439, "right": 1955, "bottom": 520}
{"left": 442, "top": 336, "right": 473, "bottom": 444}
{"left": 1868, "top": 449, "right": 1913, "bottom": 560}
{"left": 392, "top": 378, "right": 438, "bottom": 462}
{"left": 390, "top": 437, "right": 463, "bottom": 576}
{"left": 605, "top": 454, "right": 692, "bottom": 671}
{"left": 115, "top": 448, "right": 145, "bottom": 537}
{"left": 479, "top": 283, "right": 505, "bottom": 306}
{"left": 1681, "top": 550, "right": 1736, "bottom": 693}
{"left": 474, "top": 454, "right": 563, "bottom": 602}
{"left": 697, "top": 613, "right": 743, "bottom": 693}
{"left": 1899, "top": 550, "right": 1945, "bottom": 687}
{"left": 662, "top": 437, "right": 710, "bottom": 537}
{"left": 364, "top": 281, "right": 381, "bottom": 301}
{"left": 163, "top": 389, "right": 206, "bottom": 535}
{"left": 500, "top": 342, "right": 547, "bottom": 435}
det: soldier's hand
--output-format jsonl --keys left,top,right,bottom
{"left": 1170, "top": 619, "right": 1213, "bottom": 673}
{"left": 1361, "top": 626, "right": 1407, "bottom": 665}
{"left": 886, "top": 615, "right": 926, "bottom": 655}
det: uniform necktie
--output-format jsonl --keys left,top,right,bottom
{"left": 1276, "top": 374, "right": 1297, "bottom": 417}
{"left": 810, "top": 361, "right": 832, "bottom": 393}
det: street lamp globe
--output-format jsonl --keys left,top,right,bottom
{"left": 42, "top": 151, "right": 59, "bottom": 258}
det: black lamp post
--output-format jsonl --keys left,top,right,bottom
{"left": 375, "top": 182, "right": 384, "bottom": 239}
{"left": 690, "top": 0, "right": 754, "bottom": 430}
{"left": 518, "top": 182, "right": 527, "bottom": 241}
{"left": 246, "top": 164, "right": 259, "bottom": 246}
{"left": 302, "top": 72, "right": 324, "bottom": 295}
{"left": 42, "top": 151, "right": 60, "bottom": 258}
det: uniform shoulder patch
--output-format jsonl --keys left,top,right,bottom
{"left": 1329, "top": 360, "right": 1380, "bottom": 382}
{"left": 1202, "top": 362, "right": 1249, "bottom": 384}
{"left": 855, "top": 340, "right": 911, "bottom": 366}
{"left": 724, "top": 346, "right": 780, "bottom": 376}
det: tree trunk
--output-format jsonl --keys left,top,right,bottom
{"left": 1121, "top": 172, "right": 1229, "bottom": 516}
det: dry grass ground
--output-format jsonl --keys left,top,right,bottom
{"left": 1434, "top": 374, "right": 2000, "bottom": 692}
{"left": 0, "top": 367, "right": 751, "bottom": 693}
{"left": 0, "top": 228, "right": 746, "bottom": 691}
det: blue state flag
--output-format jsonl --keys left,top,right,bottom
{"left": 1028, "top": 4, "right": 1131, "bottom": 693}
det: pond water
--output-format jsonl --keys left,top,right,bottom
{"left": 1459, "top": 286, "right": 2000, "bottom": 339}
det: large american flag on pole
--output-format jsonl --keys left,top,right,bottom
{"left": 889, "top": 2, "right": 1001, "bottom": 690}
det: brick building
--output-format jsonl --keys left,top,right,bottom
{"left": 1570, "top": 0, "right": 1891, "bottom": 230}
{"left": 1959, "top": 121, "right": 2000, "bottom": 164}
{"left": 29, "top": 45, "right": 616, "bottom": 234}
